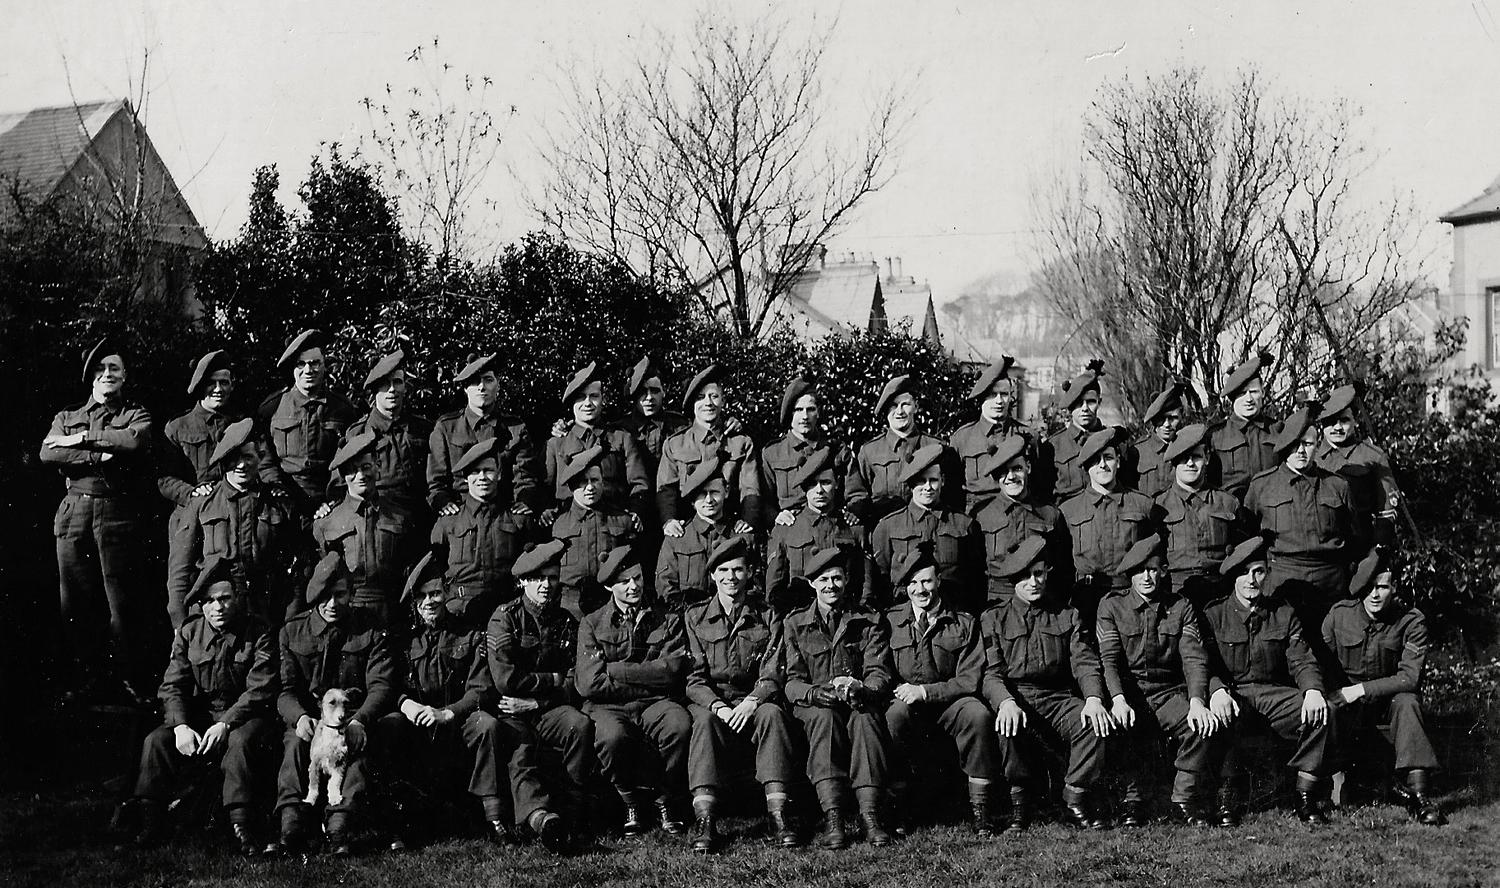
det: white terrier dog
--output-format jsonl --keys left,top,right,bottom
{"left": 305, "top": 687, "right": 362, "bottom": 807}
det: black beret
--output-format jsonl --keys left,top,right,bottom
{"left": 363, "top": 350, "right": 406, "bottom": 391}
{"left": 1348, "top": 546, "right": 1393, "bottom": 597}
{"left": 454, "top": 438, "right": 501, "bottom": 477}
{"left": 401, "top": 549, "right": 445, "bottom": 604}
{"left": 706, "top": 536, "right": 754, "bottom": 572}
{"left": 454, "top": 353, "right": 498, "bottom": 385}
{"left": 560, "top": 444, "right": 606, "bottom": 488}
{"left": 209, "top": 418, "right": 257, "bottom": 466}
{"left": 1271, "top": 404, "right": 1321, "bottom": 458}
{"left": 562, "top": 361, "right": 601, "bottom": 406}
{"left": 1219, "top": 534, "right": 1271, "bottom": 577}
{"left": 898, "top": 443, "right": 947, "bottom": 486}
{"left": 305, "top": 551, "right": 351, "bottom": 605}
{"left": 513, "top": 540, "right": 567, "bottom": 579}
{"left": 891, "top": 544, "right": 939, "bottom": 587}
{"left": 1162, "top": 423, "right": 1210, "bottom": 464}
{"left": 1078, "top": 427, "right": 1122, "bottom": 469}
{"left": 1320, "top": 384, "right": 1360, "bottom": 420}
{"left": 597, "top": 545, "right": 641, "bottom": 586}
{"left": 1114, "top": 535, "right": 1164, "bottom": 578}
{"left": 798, "top": 546, "right": 846, "bottom": 582}
{"left": 185, "top": 554, "right": 239, "bottom": 609}
{"left": 1142, "top": 377, "right": 1189, "bottom": 425}
{"left": 790, "top": 448, "right": 838, "bottom": 490}
{"left": 276, "top": 329, "right": 323, "bottom": 372}
{"left": 969, "top": 356, "right": 1016, "bottom": 400}
{"left": 81, "top": 338, "right": 123, "bottom": 384}
{"left": 680, "top": 456, "right": 724, "bottom": 501}
{"left": 681, "top": 364, "right": 723, "bottom": 413}
{"left": 1223, "top": 352, "right": 1271, "bottom": 398}
{"left": 780, "top": 376, "right": 814, "bottom": 428}
{"left": 994, "top": 535, "right": 1049, "bottom": 579}
{"left": 329, "top": 432, "right": 378, "bottom": 475}
{"left": 1058, "top": 359, "right": 1105, "bottom": 411}
{"left": 627, "top": 356, "right": 659, "bottom": 398}
{"left": 186, "top": 349, "right": 232, "bottom": 396}
{"left": 980, "top": 436, "right": 1029, "bottom": 478}
{"left": 874, "top": 375, "right": 914, "bottom": 418}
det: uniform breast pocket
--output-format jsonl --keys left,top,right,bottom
{"left": 870, "top": 456, "right": 903, "bottom": 495}
{"left": 1039, "top": 625, "right": 1070, "bottom": 665}
{"left": 1336, "top": 638, "right": 1366, "bottom": 675}
{"left": 1217, "top": 639, "right": 1248, "bottom": 673}
{"left": 1374, "top": 638, "right": 1402, "bottom": 676}
{"left": 452, "top": 525, "right": 480, "bottom": 564}
{"left": 934, "top": 527, "right": 967, "bottom": 566}
{"left": 1206, "top": 510, "right": 1236, "bottom": 547}
{"left": 674, "top": 546, "right": 707, "bottom": 586}
{"left": 188, "top": 649, "right": 216, "bottom": 686}
{"left": 200, "top": 515, "right": 231, "bottom": 556}
{"left": 271, "top": 418, "right": 304, "bottom": 456}
{"left": 1316, "top": 491, "right": 1347, "bottom": 532}
{"left": 445, "top": 640, "right": 475, "bottom": 669}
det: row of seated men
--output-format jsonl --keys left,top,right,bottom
{"left": 40, "top": 328, "right": 1394, "bottom": 720}
{"left": 124, "top": 517, "right": 1445, "bottom": 859}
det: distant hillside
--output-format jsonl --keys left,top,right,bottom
{"left": 938, "top": 269, "right": 1085, "bottom": 391}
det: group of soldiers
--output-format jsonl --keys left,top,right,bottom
{"left": 39, "top": 329, "right": 1448, "bottom": 858}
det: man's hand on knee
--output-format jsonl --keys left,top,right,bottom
{"left": 174, "top": 724, "right": 201, "bottom": 756}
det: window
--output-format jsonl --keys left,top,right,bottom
{"left": 1491, "top": 289, "right": 1500, "bottom": 369}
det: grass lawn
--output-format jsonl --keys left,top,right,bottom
{"left": 4, "top": 788, "right": 1498, "bottom": 888}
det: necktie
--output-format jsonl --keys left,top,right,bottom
{"left": 304, "top": 399, "right": 324, "bottom": 455}
{"left": 915, "top": 611, "right": 929, "bottom": 638}
{"left": 1247, "top": 607, "right": 1265, "bottom": 636}
{"left": 209, "top": 631, "right": 236, "bottom": 695}
{"left": 321, "top": 624, "right": 346, "bottom": 690}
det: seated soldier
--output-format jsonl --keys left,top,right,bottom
{"left": 950, "top": 356, "right": 1029, "bottom": 514}
{"left": 487, "top": 541, "right": 598, "bottom": 844}
{"left": 166, "top": 418, "right": 292, "bottom": 626}
{"left": 982, "top": 536, "right": 1113, "bottom": 832}
{"left": 270, "top": 553, "right": 398, "bottom": 856}
{"left": 846, "top": 375, "right": 960, "bottom": 525}
{"left": 1324, "top": 548, "right": 1444, "bottom": 825}
{"left": 1151, "top": 423, "right": 1242, "bottom": 606}
{"left": 765, "top": 448, "right": 871, "bottom": 616}
{"left": 682, "top": 538, "right": 798, "bottom": 853}
{"left": 973, "top": 435, "right": 1066, "bottom": 605}
{"left": 553, "top": 444, "right": 638, "bottom": 620}
{"left": 759, "top": 375, "right": 852, "bottom": 528}
{"left": 1097, "top": 536, "right": 1227, "bottom": 827}
{"left": 1060, "top": 428, "right": 1155, "bottom": 630}
{"left": 871, "top": 443, "right": 983, "bottom": 613}
{"left": 129, "top": 556, "right": 277, "bottom": 854}
{"left": 656, "top": 458, "right": 736, "bottom": 612}
{"left": 1202, "top": 535, "right": 1333, "bottom": 826}
{"left": 1121, "top": 377, "right": 1189, "bottom": 498}
{"left": 313, "top": 432, "right": 423, "bottom": 625}
{"left": 781, "top": 547, "right": 894, "bottom": 850}
{"left": 575, "top": 547, "right": 692, "bottom": 837}
{"left": 881, "top": 547, "right": 997, "bottom": 837}
{"left": 656, "top": 365, "right": 761, "bottom": 536}
{"left": 377, "top": 552, "right": 566, "bottom": 852}
{"left": 431, "top": 439, "right": 537, "bottom": 626}
{"left": 543, "top": 360, "right": 651, "bottom": 521}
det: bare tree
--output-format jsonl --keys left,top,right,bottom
{"left": 362, "top": 38, "right": 508, "bottom": 272}
{"left": 532, "top": 11, "right": 912, "bottom": 339}
{"left": 1031, "top": 67, "right": 1431, "bottom": 418}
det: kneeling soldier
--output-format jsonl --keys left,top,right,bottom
{"left": 1202, "top": 535, "right": 1333, "bottom": 825}
{"left": 378, "top": 552, "right": 566, "bottom": 851}
{"left": 131, "top": 557, "right": 277, "bottom": 854}
{"left": 1098, "top": 536, "right": 1226, "bottom": 827}
{"left": 882, "top": 546, "right": 997, "bottom": 836}
{"left": 683, "top": 537, "right": 797, "bottom": 852}
{"left": 271, "top": 553, "right": 397, "bottom": 855}
{"left": 576, "top": 547, "right": 692, "bottom": 836}
{"left": 1323, "top": 548, "right": 1444, "bottom": 825}
{"left": 487, "top": 541, "right": 597, "bottom": 843}
{"left": 781, "top": 547, "right": 893, "bottom": 849}
{"left": 982, "top": 536, "right": 1113, "bottom": 832}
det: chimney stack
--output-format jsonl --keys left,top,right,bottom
{"left": 894, "top": 256, "right": 904, "bottom": 280}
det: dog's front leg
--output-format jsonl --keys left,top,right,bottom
{"left": 327, "top": 764, "right": 345, "bottom": 807}
{"left": 304, "top": 753, "right": 322, "bottom": 806}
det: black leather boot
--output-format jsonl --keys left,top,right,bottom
{"left": 818, "top": 807, "right": 848, "bottom": 850}
{"left": 1215, "top": 783, "right": 1242, "bottom": 828}
{"left": 1061, "top": 787, "right": 1108, "bottom": 830}
{"left": 1118, "top": 799, "right": 1148, "bottom": 828}
{"left": 1294, "top": 776, "right": 1330, "bottom": 825}
{"left": 767, "top": 808, "right": 801, "bottom": 848}
{"left": 1004, "top": 786, "right": 1030, "bottom": 834}
{"left": 1169, "top": 799, "right": 1211, "bottom": 827}
{"left": 1403, "top": 770, "right": 1447, "bottom": 826}
{"left": 690, "top": 815, "right": 719, "bottom": 853}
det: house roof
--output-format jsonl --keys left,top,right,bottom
{"left": 785, "top": 257, "right": 882, "bottom": 333}
{"left": 0, "top": 100, "right": 123, "bottom": 200}
{"left": 1441, "top": 172, "right": 1500, "bottom": 225}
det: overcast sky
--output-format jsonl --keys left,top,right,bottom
{"left": 3, "top": 0, "right": 1497, "bottom": 300}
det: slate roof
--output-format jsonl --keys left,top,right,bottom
{"left": 1441, "top": 172, "right": 1500, "bottom": 225}
{"left": 0, "top": 100, "right": 122, "bottom": 200}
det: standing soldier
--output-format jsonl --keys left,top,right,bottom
{"left": 656, "top": 458, "right": 738, "bottom": 612}
{"left": 257, "top": 329, "right": 356, "bottom": 515}
{"left": 1317, "top": 384, "right": 1401, "bottom": 548}
{"left": 973, "top": 436, "right": 1067, "bottom": 605}
{"left": 487, "top": 541, "right": 598, "bottom": 844}
{"left": 781, "top": 547, "right": 893, "bottom": 850}
{"left": 1201, "top": 535, "right": 1334, "bottom": 826}
{"left": 312, "top": 433, "right": 423, "bottom": 625}
{"left": 158, "top": 349, "right": 240, "bottom": 526}
{"left": 681, "top": 538, "right": 798, "bottom": 853}
{"left": 543, "top": 361, "right": 651, "bottom": 521}
{"left": 982, "top": 537, "right": 1113, "bottom": 833}
{"left": 1097, "top": 536, "right": 1226, "bottom": 827}
{"left": 377, "top": 552, "right": 567, "bottom": 851}
{"left": 870, "top": 444, "right": 983, "bottom": 613}
{"left": 166, "top": 419, "right": 293, "bottom": 625}
{"left": 881, "top": 548, "right": 998, "bottom": 837}
{"left": 1323, "top": 549, "right": 1444, "bottom": 825}
{"left": 1039, "top": 359, "right": 1106, "bottom": 504}
{"left": 760, "top": 375, "right": 852, "bottom": 528}
{"left": 618, "top": 355, "right": 688, "bottom": 485}
{"left": 1122, "top": 377, "right": 1189, "bottom": 498}
{"left": 552, "top": 445, "right": 638, "bottom": 619}
{"left": 1243, "top": 404, "right": 1362, "bottom": 627}
{"left": 846, "top": 375, "right": 959, "bottom": 525}
{"left": 427, "top": 353, "right": 540, "bottom": 518}
{"left": 1060, "top": 429, "right": 1155, "bottom": 629}
{"left": 270, "top": 553, "right": 398, "bottom": 856}
{"left": 41, "top": 338, "right": 155, "bottom": 703}
{"left": 1208, "top": 353, "right": 1282, "bottom": 500}
{"left": 656, "top": 365, "right": 761, "bottom": 537}
{"left": 1151, "top": 423, "right": 1242, "bottom": 606}
{"left": 343, "top": 351, "right": 431, "bottom": 519}
{"left": 430, "top": 439, "right": 537, "bottom": 625}
{"left": 128, "top": 557, "right": 277, "bottom": 854}
{"left": 950, "top": 355, "right": 1030, "bottom": 513}
{"left": 575, "top": 547, "right": 692, "bottom": 837}
{"left": 766, "top": 449, "right": 872, "bottom": 615}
